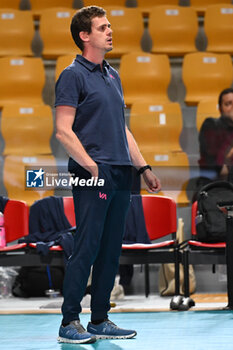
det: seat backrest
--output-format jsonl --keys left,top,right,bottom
{"left": 55, "top": 55, "right": 76, "bottom": 81}
{"left": 182, "top": 52, "right": 233, "bottom": 106}
{"left": 63, "top": 195, "right": 178, "bottom": 239}
{"left": 30, "top": 0, "right": 73, "bottom": 9}
{"left": 191, "top": 201, "right": 198, "bottom": 236}
{"left": 196, "top": 99, "right": 219, "bottom": 131}
{"left": 190, "top": 0, "right": 231, "bottom": 16}
{"left": 204, "top": 4, "right": 233, "bottom": 54}
{"left": 1, "top": 104, "right": 53, "bottom": 156}
{"left": 4, "top": 199, "right": 29, "bottom": 243}
{"left": 0, "top": 56, "right": 45, "bottom": 109}
{"left": 30, "top": 0, "right": 74, "bottom": 18}
{"left": 0, "top": 9, "right": 34, "bottom": 57}
{"left": 137, "top": 0, "right": 179, "bottom": 17}
{"left": 149, "top": 5, "right": 198, "bottom": 56}
{"left": 0, "top": 0, "right": 20, "bottom": 9}
{"left": 137, "top": 0, "right": 178, "bottom": 5}
{"left": 63, "top": 196, "right": 76, "bottom": 227}
{"left": 3, "top": 155, "right": 56, "bottom": 206}
{"left": 104, "top": 7, "right": 144, "bottom": 58}
{"left": 40, "top": 8, "right": 77, "bottom": 59}
{"left": 130, "top": 101, "right": 182, "bottom": 153}
{"left": 120, "top": 51, "right": 171, "bottom": 107}
{"left": 83, "top": 0, "right": 126, "bottom": 6}
{"left": 142, "top": 195, "right": 177, "bottom": 240}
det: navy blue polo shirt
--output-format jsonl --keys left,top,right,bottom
{"left": 55, "top": 54, "right": 131, "bottom": 167}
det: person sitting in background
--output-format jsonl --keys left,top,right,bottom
{"left": 198, "top": 88, "right": 233, "bottom": 185}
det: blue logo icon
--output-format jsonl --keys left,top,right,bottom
{"left": 26, "top": 168, "right": 45, "bottom": 188}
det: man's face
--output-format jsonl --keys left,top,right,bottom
{"left": 88, "top": 16, "right": 113, "bottom": 53}
{"left": 220, "top": 93, "right": 233, "bottom": 120}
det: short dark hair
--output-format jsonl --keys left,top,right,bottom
{"left": 70, "top": 6, "right": 106, "bottom": 51}
{"left": 218, "top": 87, "right": 233, "bottom": 112}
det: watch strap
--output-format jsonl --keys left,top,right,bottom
{"left": 137, "top": 165, "right": 152, "bottom": 175}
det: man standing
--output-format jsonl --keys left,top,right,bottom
{"left": 55, "top": 6, "right": 161, "bottom": 344}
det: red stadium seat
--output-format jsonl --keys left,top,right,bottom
{"left": 0, "top": 199, "right": 29, "bottom": 254}
{"left": 121, "top": 195, "right": 179, "bottom": 297}
{"left": 63, "top": 196, "right": 76, "bottom": 228}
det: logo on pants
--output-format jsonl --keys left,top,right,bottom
{"left": 99, "top": 192, "right": 107, "bottom": 200}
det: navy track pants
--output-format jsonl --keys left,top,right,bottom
{"left": 61, "top": 164, "right": 132, "bottom": 324}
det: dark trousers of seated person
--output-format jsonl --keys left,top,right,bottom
{"left": 61, "top": 164, "right": 132, "bottom": 325}
{"left": 226, "top": 216, "right": 233, "bottom": 308}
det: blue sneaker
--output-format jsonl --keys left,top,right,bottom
{"left": 87, "top": 319, "right": 137, "bottom": 339}
{"left": 58, "top": 320, "right": 96, "bottom": 344}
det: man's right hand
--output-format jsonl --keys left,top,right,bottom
{"left": 86, "top": 163, "right": 99, "bottom": 178}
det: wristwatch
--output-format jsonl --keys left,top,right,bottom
{"left": 137, "top": 165, "right": 152, "bottom": 175}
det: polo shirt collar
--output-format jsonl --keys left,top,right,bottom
{"left": 75, "top": 54, "right": 110, "bottom": 72}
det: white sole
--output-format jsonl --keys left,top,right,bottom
{"left": 57, "top": 336, "right": 95, "bottom": 344}
{"left": 94, "top": 332, "right": 137, "bottom": 339}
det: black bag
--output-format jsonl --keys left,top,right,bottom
{"left": 12, "top": 266, "right": 64, "bottom": 298}
{"left": 195, "top": 181, "right": 233, "bottom": 242}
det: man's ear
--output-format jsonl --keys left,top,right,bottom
{"left": 79, "top": 31, "right": 89, "bottom": 43}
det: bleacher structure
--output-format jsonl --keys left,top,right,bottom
{"left": 190, "top": 0, "right": 232, "bottom": 16}
{"left": 149, "top": 5, "right": 198, "bottom": 56}
{"left": 104, "top": 6, "right": 144, "bottom": 58}
{"left": 0, "top": 0, "right": 21, "bottom": 9}
{"left": 182, "top": 52, "right": 233, "bottom": 106}
{"left": 29, "top": 0, "right": 74, "bottom": 19}
{"left": 120, "top": 52, "right": 172, "bottom": 107}
{"left": 0, "top": 56, "right": 45, "bottom": 108}
{"left": 204, "top": 4, "right": 233, "bottom": 54}
{"left": 39, "top": 8, "right": 79, "bottom": 59}
{"left": 0, "top": 9, "right": 34, "bottom": 57}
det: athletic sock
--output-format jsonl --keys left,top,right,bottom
{"left": 91, "top": 318, "right": 107, "bottom": 325}
{"left": 62, "top": 322, "right": 69, "bottom": 327}
{"left": 62, "top": 319, "right": 79, "bottom": 327}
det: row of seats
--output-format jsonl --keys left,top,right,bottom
{"left": 1, "top": 5, "right": 233, "bottom": 58}
{"left": 0, "top": 52, "right": 231, "bottom": 109}
{"left": 120, "top": 51, "right": 233, "bottom": 107}
{"left": 0, "top": 195, "right": 179, "bottom": 299}
{"left": 0, "top": 100, "right": 218, "bottom": 157}
{"left": 2, "top": 0, "right": 232, "bottom": 17}
{"left": 1, "top": 153, "right": 189, "bottom": 207}
{"left": 129, "top": 100, "right": 219, "bottom": 203}
{"left": 0, "top": 195, "right": 227, "bottom": 302}
{"left": 0, "top": 99, "right": 219, "bottom": 206}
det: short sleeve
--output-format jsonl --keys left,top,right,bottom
{"left": 55, "top": 68, "right": 81, "bottom": 108}
{"left": 109, "top": 67, "right": 126, "bottom": 108}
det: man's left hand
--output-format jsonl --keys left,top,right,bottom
{"left": 143, "top": 169, "right": 161, "bottom": 193}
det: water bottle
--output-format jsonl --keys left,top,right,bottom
{"left": 0, "top": 267, "right": 17, "bottom": 298}
{"left": 0, "top": 212, "right": 6, "bottom": 248}
{"left": 0, "top": 271, "right": 10, "bottom": 298}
